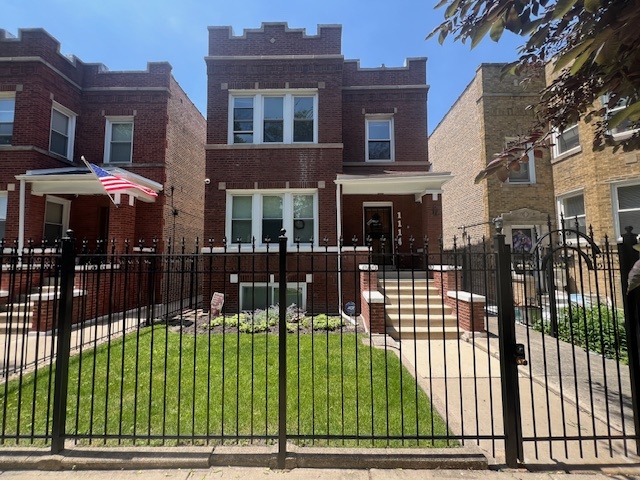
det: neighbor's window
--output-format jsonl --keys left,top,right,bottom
{"left": 105, "top": 117, "right": 134, "bottom": 163}
{"left": 558, "top": 192, "right": 586, "bottom": 237}
{"left": 366, "top": 117, "right": 394, "bottom": 161}
{"left": 49, "top": 103, "right": 76, "bottom": 160}
{"left": 603, "top": 94, "right": 639, "bottom": 138}
{"left": 505, "top": 138, "right": 536, "bottom": 184}
{"left": 229, "top": 91, "right": 317, "bottom": 144}
{"left": 227, "top": 191, "right": 317, "bottom": 246}
{"left": 0, "top": 96, "right": 15, "bottom": 145}
{"left": 553, "top": 124, "right": 580, "bottom": 157}
{"left": 0, "top": 192, "right": 7, "bottom": 239}
{"left": 43, "top": 197, "right": 69, "bottom": 245}
{"left": 614, "top": 183, "right": 640, "bottom": 239}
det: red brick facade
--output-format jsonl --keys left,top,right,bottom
{"left": 0, "top": 28, "right": 206, "bottom": 250}
{"left": 204, "top": 23, "right": 448, "bottom": 314}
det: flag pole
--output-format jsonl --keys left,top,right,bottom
{"left": 81, "top": 156, "right": 118, "bottom": 207}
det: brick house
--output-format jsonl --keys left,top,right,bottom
{"left": 429, "top": 63, "right": 556, "bottom": 250}
{"left": 0, "top": 28, "right": 206, "bottom": 253}
{"left": 546, "top": 64, "right": 640, "bottom": 242}
{"left": 204, "top": 23, "right": 451, "bottom": 313}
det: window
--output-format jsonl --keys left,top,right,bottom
{"left": 505, "top": 138, "right": 536, "bottom": 184}
{"left": 0, "top": 96, "right": 15, "bottom": 145}
{"left": 0, "top": 192, "right": 7, "bottom": 239}
{"left": 105, "top": 117, "right": 134, "bottom": 163}
{"left": 552, "top": 124, "right": 580, "bottom": 157}
{"left": 43, "top": 196, "right": 70, "bottom": 245}
{"left": 603, "top": 95, "right": 639, "bottom": 138}
{"left": 229, "top": 91, "right": 317, "bottom": 144}
{"left": 49, "top": 103, "right": 76, "bottom": 160}
{"left": 366, "top": 117, "right": 394, "bottom": 161}
{"left": 613, "top": 183, "right": 640, "bottom": 239}
{"left": 511, "top": 227, "right": 534, "bottom": 253}
{"left": 227, "top": 191, "right": 317, "bottom": 246}
{"left": 240, "top": 283, "right": 306, "bottom": 310}
{"left": 558, "top": 192, "right": 586, "bottom": 237}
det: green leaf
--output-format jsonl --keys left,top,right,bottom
{"left": 471, "top": 20, "right": 494, "bottom": 49}
{"left": 552, "top": 0, "right": 578, "bottom": 19}
{"left": 445, "top": 0, "right": 461, "bottom": 19}
{"left": 570, "top": 45, "right": 594, "bottom": 74}
{"left": 434, "top": 0, "right": 449, "bottom": 9}
{"left": 529, "top": 24, "right": 550, "bottom": 49}
{"left": 438, "top": 28, "right": 449, "bottom": 44}
{"left": 584, "top": 0, "right": 601, "bottom": 13}
{"left": 490, "top": 18, "right": 506, "bottom": 41}
{"left": 553, "top": 39, "right": 594, "bottom": 72}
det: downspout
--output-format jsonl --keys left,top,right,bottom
{"left": 18, "top": 178, "right": 25, "bottom": 254}
{"left": 335, "top": 182, "right": 342, "bottom": 312}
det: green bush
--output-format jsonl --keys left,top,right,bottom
{"left": 311, "top": 314, "right": 344, "bottom": 331}
{"left": 533, "top": 305, "right": 627, "bottom": 364}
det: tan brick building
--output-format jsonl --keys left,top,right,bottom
{"left": 429, "top": 63, "right": 556, "bottom": 250}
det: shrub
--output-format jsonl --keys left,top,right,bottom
{"left": 311, "top": 314, "right": 344, "bottom": 331}
{"left": 533, "top": 305, "right": 627, "bottom": 364}
{"left": 207, "top": 314, "right": 246, "bottom": 329}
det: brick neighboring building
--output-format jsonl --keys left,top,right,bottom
{"left": 429, "top": 63, "right": 556, "bottom": 249}
{"left": 546, "top": 64, "right": 640, "bottom": 242}
{"left": 204, "top": 23, "right": 451, "bottom": 313}
{"left": 0, "top": 28, "right": 206, "bottom": 252}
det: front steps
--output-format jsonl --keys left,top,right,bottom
{"left": 378, "top": 274, "right": 460, "bottom": 340}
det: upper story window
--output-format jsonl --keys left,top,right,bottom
{"left": 366, "top": 116, "right": 394, "bottom": 161}
{"left": 49, "top": 103, "right": 76, "bottom": 160}
{"left": 229, "top": 91, "right": 317, "bottom": 145}
{"left": 602, "top": 94, "right": 639, "bottom": 139}
{"left": 552, "top": 124, "right": 580, "bottom": 158}
{"left": 0, "top": 95, "right": 15, "bottom": 145}
{"left": 104, "top": 117, "right": 134, "bottom": 163}
{"left": 557, "top": 192, "right": 586, "bottom": 237}
{"left": 227, "top": 190, "right": 317, "bottom": 246}
{"left": 505, "top": 138, "right": 536, "bottom": 184}
{"left": 0, "top": 192, "right": 8, "bottom": 240}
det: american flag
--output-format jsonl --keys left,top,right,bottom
{"left": 84, "top": 159, "right": 157, "bottom": 197}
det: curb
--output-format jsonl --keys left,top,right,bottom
{"left": 0, "top": 445, "right": 488, "bottom": 471}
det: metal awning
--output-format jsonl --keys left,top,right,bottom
{"left": 15, "top": 166, "right": 163, "bottom": 203}
{"left": 335, "top": 171, "right": 452, "bottom": 201}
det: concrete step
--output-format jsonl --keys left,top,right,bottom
{"left": 386, "top": 325, "right": 460, "bottom": 340}
{"left": 0, "top": 315, "right": 32, "bottom": 333}
{"left": 383, "top": 293, "right": 447, "bottom": 306}
{"left": 1, "top": 303, "right": 32, "bottom": 314}
{"left": 384, "top": 302, "right": 452, "bottom": 316}
{"left": 385, "top": 313, "right": 458, "bottom": 328}
{"left": 378, "top": 270, "right": 429, "bottom": 280}
{"left": 379, "top": 286, "right": 440, "bottom": 297}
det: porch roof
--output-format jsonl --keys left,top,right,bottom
{"left": 15, "top": 166, "right": 163, "bottom": 203}
{"left": 335, "top": 171, "right": 452, "bottom": 199}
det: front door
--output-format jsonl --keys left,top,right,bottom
{"left": 364, "top": 206, "right": 392, "bottom": 265}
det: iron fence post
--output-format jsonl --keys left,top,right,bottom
{"left": 51, "top": 230, "right": 76, "bottom": 453}
{"left": 278, "top": 229, "right": 288, "bottom": 468}
{"left": 494, "top": 225, "right": 524, "bottom": 466}
{"left": 618, "top": 226, "right": 640, "bottom": 455}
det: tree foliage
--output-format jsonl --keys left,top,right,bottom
{"left": 428, "top": 0, "right": 640, "bottom": 183}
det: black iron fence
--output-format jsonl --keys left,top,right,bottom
{"left": 0, "top": 227, "right": 638, "bottom": 468}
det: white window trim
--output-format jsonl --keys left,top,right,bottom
{"left": 44, "top": 195, "right": 71, "bottom": 240}
{"left": 552, "top": 124, "right": 581, "bottom": 159}
{"left": 505, "top": 138, "right": 536, "bottom": 184}
{"left": 239, "top": 282, "right": 308, "bottom": 310}
{"left": 506, "top": 224, "right": 537, "bottom": 252}
{"left": 225, "top": 189, "right": 319, "bottom": 249}
{"left": 365, "top": 115, "right": 395, "bottom": 162}
{"left": 228, "top": 90, "right": 318, "bottom": 145}
{"left": 0, "top": 92, "right": 16, "bottom": 146}
{"left": 612, "top": 181, "right": 640, "bottom": 240}
{"left": 49, "top": 102, "right": 76, "bottom": 161}
{"left": 557, "top": 190, "right": 587, "bottom": 240}
{"left": 104, "top": 116, "right": 134, "bottom": 164}
{"left": 608, "top": 103, "right": 640, "bottom": 141}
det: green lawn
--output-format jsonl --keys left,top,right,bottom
{"left": 0, "top": 326, "right": 452, "bottom": 447}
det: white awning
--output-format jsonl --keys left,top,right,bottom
{"left": 15, "top": 166, "right": 163, "bottom": 203}
{"left": 335, "top": 171, "right": 452, "bottom": 201}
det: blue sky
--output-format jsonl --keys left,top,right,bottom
{"left": 4, "top": 0, "right": 524, "bottom": 134}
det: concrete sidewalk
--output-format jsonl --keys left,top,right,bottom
{"left": 0, "top": 467, "right": 629, "bottom": 479}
